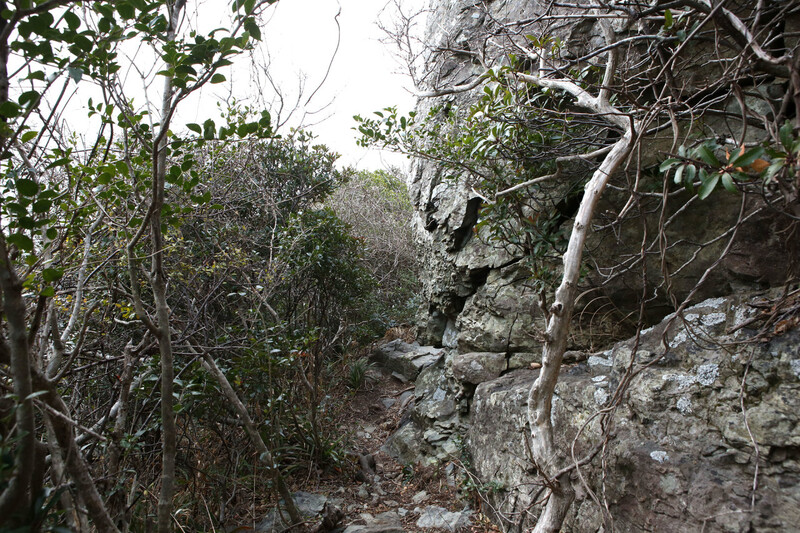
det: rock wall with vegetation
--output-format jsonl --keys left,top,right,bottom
{"left": 362, "top": 0, "right": 800, "bottom": 530}
{"left": 379, "top": 290, "right": 800, "bottom": 531}
{"left": 402, "top": 0, "right": 797, "bottom": 354}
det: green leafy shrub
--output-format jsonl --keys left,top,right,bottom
{"left": 327, "top": 168, "right": 420, "bottom": 336}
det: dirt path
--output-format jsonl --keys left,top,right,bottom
{"left": 304, "top": 366, "right": 498, "bottom": 532}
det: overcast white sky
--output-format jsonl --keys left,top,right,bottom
{"left": 19, "top": 1, "right": 427, "bottom": 172}
{"left": 202, "top": 0, "right": 428, "bottom": 171}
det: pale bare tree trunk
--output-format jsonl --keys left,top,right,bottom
{"left": 526, "top": 132, "right": 634, "bottom": 532}
{"left": 514, "top": 22, "right": 637, "bottom": 532}
{"left": 44, "top": 415, "right": 87, "bottom": 532}
{"left": 107, "top": 341, "right": 138, "bottom": 529}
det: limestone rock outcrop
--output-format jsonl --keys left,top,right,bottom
{"left": 408, "top": 0, "right": 795, "bottom": 354}
{"left": 382, "top": 291, "right": 800, "bottom": 531}
{"left": 468, "top": 292, "right": 800, "bottom": 531}
{"left": 396, "top": 0, "right": 800, "bottom": 530}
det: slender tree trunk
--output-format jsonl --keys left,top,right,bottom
{"left": 0, "top": 237, "right": 36, "bottom": 522}
{"left": 154, "top": 3, "right": 186, "bottom": 530}
{"left": 0, "top": 4, "right": 36, "bottom": 521}
{"left": 527, "top": 131, "right": 634, "bottom": 533}
{"left": 198, "top": 350, "right": 301, "bottom": 525}
{"left": 44, "top": 416, "right": 85, "bottom": 532}
{"left": 108, "top": 342, "right": 137, "bottom": 528}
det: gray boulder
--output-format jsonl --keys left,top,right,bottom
{"left": 451, "top": 351, "right": 506, "bottom": 384}
{"left": 467, "top": 292, "right": 800, "bottom": 532}
{"left": 255, "top": 491, "right": 328, "bottom": 532}
{"left": 370, "top": 339, "right": 444, "bottom": 382}
{"left": 343, "top": 511, "right": 404, "bottom": 533}
{"left": 384, "top": 353, "right": 470, "bottom": 465}
{"left": 415, "top": 505, "right": 472, "bottom": 531}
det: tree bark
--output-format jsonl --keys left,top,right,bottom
{"left": 198, "top": 350, "right": 302, "bottom": 525}
{"left": 0, "top": 236, "right": 36, "bottom": 522}
{"left": 518, "top": 22, "right": 635, "bottom": 531}
{"left": 0, "top": 3, "right": 36, "bottom": 521}
{"left": 527, "top": 131, "right": 633, "bottom": 532}
{"left": 153, "top": 3, "right": 186, "bottom": 531}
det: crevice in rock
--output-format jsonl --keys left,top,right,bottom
{"left": 553, "top": 187, "right": 584, "bottom": 229}
{"left": 452, "top": 294, "right": 468, "bottom": 315}
{"left": 768, "top": 445, "right": 800, "bottom": 463}
{"left": 468, "top": 266, "right": 489, "bottom": 287}
{"left": 424, "top": 212, "right": 438, "bottom": 231}
{"left": 452, "top": 197, "right": 482, "bottom": 251}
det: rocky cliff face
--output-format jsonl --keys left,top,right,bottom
{"left": 390, "top": 0, "right": 800, "bottom": 530}
{"left": 379, "top": 291, "right": 800, "bottom": 531}
{"left": 408, "top": 0, "right": 795, "bottom": 353}
{"left": 467, "top": 292, "right": 800, "bottom": 531}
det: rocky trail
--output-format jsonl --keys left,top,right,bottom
{"left": 251, "top": 343, "right": 494, "bottom": 533}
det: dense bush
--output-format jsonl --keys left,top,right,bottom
{"left": 327, "top": 168, "right": 420, "bottom": 337}
{"left": 0, "top": 1, "right": 420, "bottom": 528}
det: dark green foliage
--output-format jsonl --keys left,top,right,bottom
{"left": 275, "top": 207, "right": 373, "bottom": 334}
{"left": 346, "top": 358, "right": 371, "bottom": 391}
{"left": 356, "top": 75, "right": 592, "bottom": 294}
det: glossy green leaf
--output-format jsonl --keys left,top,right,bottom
{"left": 32, "top": 199, "right": 52, "bottom": 213}
{"left": 63, "top": 10, "right": 80, "bottom": 30}
{"left": 42, "top": 267, "right": 64, "bottom": 282}
{"left": 0, "top": 101, "right": 21, "bottom": 118}
{"left": 244, "top": 17, "right": 261, "bottom": 40}
{"left": 728, "top": 146, "right": 764, "bottom": 168}
{"left": 660, "top": 158, "right": 680, "bottom": 172}
{"left": 203, "top": 119, "right": 215, "bottom": 140}
{"left": 720, "top": 172, "right": 738, "bottom": 193}
{"left": 18, "top": 216, "right": 36, "bottom": 229}
{"left": 28, "top": 12, "right": 55, "bottom": 35}
{"left": 684, "top": 164, "right": 696, "bottom": 187}
{"left": 19, "top": 90, "right": 40, "bottom": 107}
{"left": 696, "top": 143, "right": 720, "bottom": 166}
{"left": 118, "top": 3, "right": 135, "bottom": 19}
{"left": 116, "top": 161, "right": 130, "bottom": 176}
{"left": 765, "top": 160, "right": 784, "bottom": 179}
{"left": 779, "top": 121, "right": 793, "bottom": 151}
{"left": 731, "top": 171, "right": 750, "bottom": 181}
{"left": 7, "top": 233, "right": 34, "bottom": 252}
{"left": 16, "top": 178, "right": 39, "bottom": 196}
{"left": 673, "top": 164, "right": 684, "bottom": 185}
{"left": 697, "top": 173, "right": 719, "bottom": 200}
{"left": 67, "top": 66, "right": 83, "bottom": 83}
{"left": 98, "top": 17, "right": 112, "bottom": 33}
